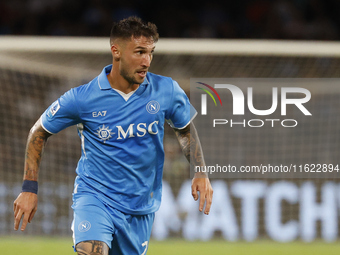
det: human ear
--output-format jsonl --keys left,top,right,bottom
{"left": 111, "top": 44, "right": 121, "bottom": 61}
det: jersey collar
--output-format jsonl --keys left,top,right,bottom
{"left": 98, "top": 64, "right": 149, "bottom": 90}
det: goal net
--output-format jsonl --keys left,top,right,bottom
{"left": 0, "top": 37, "right": 339, "bottom": 241}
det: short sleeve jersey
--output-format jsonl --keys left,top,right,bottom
{"left": 41, "top": 65, "right": 196, "bottom": 215}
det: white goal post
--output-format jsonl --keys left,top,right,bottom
{"left": 1, "top": 36, "right": 340, "bottom": 56}
{"left": 1, "top": 36, "right": 340, "bottom": 88}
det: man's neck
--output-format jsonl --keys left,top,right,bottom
{"left": 107, "top": 70, "right": 139, "bottom": 94}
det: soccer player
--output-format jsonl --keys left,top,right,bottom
{"left": 13, "top": 17, "right": 213, "bottom": 255}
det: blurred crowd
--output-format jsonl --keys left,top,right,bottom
{"left": 0, "top": 0, "right": 339, "bottom": 40}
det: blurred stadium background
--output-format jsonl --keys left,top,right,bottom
{"left": 1, "top": 0, "right": 340, "bottom": 254}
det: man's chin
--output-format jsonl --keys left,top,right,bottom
{"left": 134, "top": 75, "right": 146, "bottom": 84}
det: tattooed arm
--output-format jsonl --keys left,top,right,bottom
{"left": 174, "top": 123, "right": 213, "bottom": 214}
{"left": 13, "top": 118, "right": 52, "bottom": 231}
{"left": 76, "top": 240, "right": 109, "bottom": 255}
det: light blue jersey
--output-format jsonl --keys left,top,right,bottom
{"left": 41, "top": 65, "right": 196, "bottom": 215}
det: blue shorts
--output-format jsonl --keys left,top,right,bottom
{"left": 71, "top": 192, "right": 154, "bottom": 255}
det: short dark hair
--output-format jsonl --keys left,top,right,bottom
{"left": 110, "top": 16, "right": 159, "bottom": 44}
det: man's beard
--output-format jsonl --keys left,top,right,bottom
{"left": 120, "top": 61, "right": 142, "bottom": 85}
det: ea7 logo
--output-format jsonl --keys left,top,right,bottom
{"left": 92, "top": 111, "right": 107, "bottom": 117}
{"left": 200, "top": 84, "right": 312, "bottom": 116}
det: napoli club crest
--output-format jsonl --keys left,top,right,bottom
{"left": 146, "top": 100, "right": 160, "bottom": 114}
{"left": 78, "top": 220, "right": 91, "bottom": 232}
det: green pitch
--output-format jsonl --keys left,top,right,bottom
{"left": 1, "top": 237, "right": 340, "bottom": 255}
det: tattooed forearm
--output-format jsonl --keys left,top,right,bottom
{"left": 174, "top": 123, "right": 205, "bottom": 168}
{"left": 76, "top": 241, "right": 109, "bottom": 255}
{"left": 23, "top": 119, "right": 51, "bottom": 181}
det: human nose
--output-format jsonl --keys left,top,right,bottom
{"left": 141, "top": 54, "right": 152, "bottom": 68}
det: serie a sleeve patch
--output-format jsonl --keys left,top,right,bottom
{"left": 47, "top": 100, "right": 60, "bottom": 118}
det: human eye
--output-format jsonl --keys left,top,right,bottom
{"left": 135, "top": 49, "right": 145, "bottom": 55}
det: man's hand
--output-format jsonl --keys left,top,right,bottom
{"left": 174, "top": 123, "right": 213, "bottom": 214}
{"left": 191, "top": 175, "right": 213, "bottom": 215}
{"left": 13, "top": 192, "right": 38, "bottom": 231}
